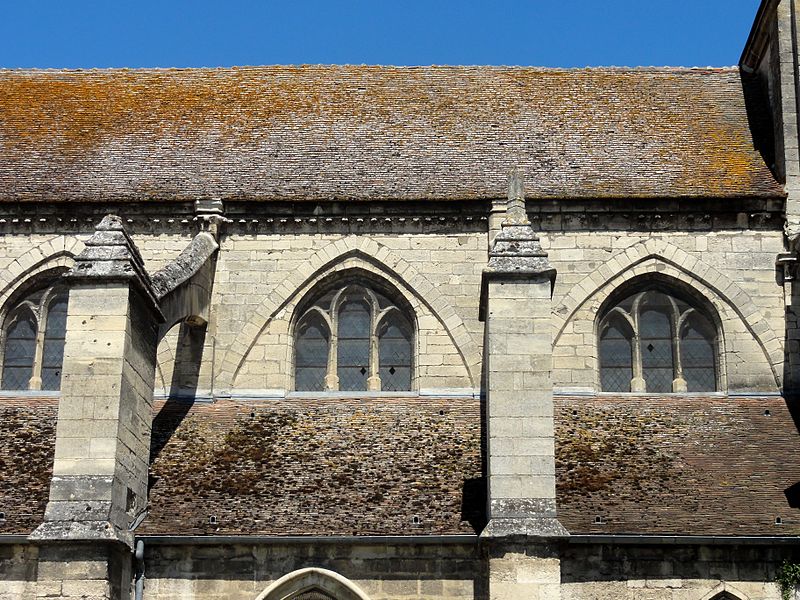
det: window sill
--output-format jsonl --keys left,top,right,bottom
{"left": 0, "top": 390, "right": 60, "bottom": 397}
{"left": 555, "top": 390, "right": 782, "bottom": 398}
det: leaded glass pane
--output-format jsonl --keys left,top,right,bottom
{"left": 600, "top": 289, "right": 720, "bottom": 394}
{"left": 42, "top": 294, "right": 68, "bottom": 391}
{"left": 2, "top": 312, "right": 36, "bottom": 391}
{"left": 296, "top": 367, "right": 327, "bottom": 392}
{"left": 640, "top": 306, "right": 674, "bottom": 393}
{"left": 681, "top": 313, "right": 716, "bottom": 392}
{"left": 295, "top": 314, "right": 329, "bottom": 392}
{"left": 337, "top": 298, "right": 370, "bottom": 391}
{"left": 379, "top": 315, "right": 412, "bottom": 391}
{"left": 599, "top": 316, "right": 632, "bottom": 392}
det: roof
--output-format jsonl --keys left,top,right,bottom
{"left": 555, "top": 394, "right": 800, "bottom": 536}
{"left": 2, "top": 393, "right": 797, "bottom": 537}
{"left": 0, "top": 66, "right": 784, "bottom": 203}
{"left": 0, "top": 396, "right": 56, "bottom": 534}
{"left": 145, "top": 397, "right": 484, "bottom": 536}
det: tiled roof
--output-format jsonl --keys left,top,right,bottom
{"left": 555, "top": 395, "right": 800, "bottom": 536}
{"left": 1, "top": 393, "right": 797, "bottom": 537}
{"left": 144, "top": 396, "right": 484, "bottom": 535}
{"left": 0, "top": 66, "right": 784, "bottom": 203}
{"left": 0, "top": 396, "right": 57, "bottom": 534}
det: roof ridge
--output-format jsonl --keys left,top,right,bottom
{"left": 0, "top": 64, "right": 741, "bottom": 74}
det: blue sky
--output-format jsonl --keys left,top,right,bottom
{"left": 0, "top": 0, "right": 763, "bottom": 69}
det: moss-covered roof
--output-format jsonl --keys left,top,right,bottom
{"left": 145, "top": 396, "right": 484, "bottom": 536}
{"left": 0, "top": 66, "right": 784, "bottom": 203}
{"left": 556, "top": 394, "right": 800, "bottom": 536}
{"left": 0, "top": 396, "right": 56, "bottom": 535}
{"left": 2, "top": 393, "right": 797, "bottom": 537}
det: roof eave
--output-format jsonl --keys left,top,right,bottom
{"left": 740, "top": 0, "right": 779, "bottom": 72}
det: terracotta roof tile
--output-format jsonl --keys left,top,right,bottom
{"left": 0, "top": 66, "right": 783, "bottom": 202}
{"left": 0, "top": 395, "right": 57, "bottom": 534}
{"left": 556, "top": 395, "right": 800, "bottom": 536}
{"left": 1, "top": 393, "right": 797, "bottom": 537}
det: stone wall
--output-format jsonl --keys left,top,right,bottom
{"left": 60, "top": 540, "right": 795, "bottom": 599}
{"left": 0, "top": 543, "right": 38, "bottom": 600}
{"left": 139, "top": 541, "right": 481, "bottom": 600}
{"left": 0, "top": 203, "right": 792, "bottom": 600}
{"left": 0, "top": 539, "right": 796, "bottom": 600}
{"left": 215, "top": 229, "right": 486, "bottom": 395}
{"left": 544, "top": 227, "right": 786, "bottom": 392}
{"left": 561, "top": 542, "right": 797, "bottom": 599}
{"left": 0, "top": 202, "right": 787, "bottom": 399}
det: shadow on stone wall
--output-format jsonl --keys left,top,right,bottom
{"left": 560, "top": 542, "right": 800, "bottom": 587}
{"left": 149, "top": 322, "right": 207, "bottom": 465}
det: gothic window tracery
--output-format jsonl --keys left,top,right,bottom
{"left": 598, "top": 289, "right": 718, "bottom": 393}
{"left": 294, "top": 284, "right": 413, "bottom": 392}
{"left": 1, "top": 282, "right": 69, "bottom": 391}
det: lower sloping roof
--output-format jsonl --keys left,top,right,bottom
{"left": 0, "top": 396, "right": 56, "bottom": 534}
{"left": 145, "top": 397, "right": 484, "bottom": 535}
{"left": 556, "top": 395, "right": 800, "bottom": 536}
{"left": 0, "top": 393, "right": 797, "bottom": 537}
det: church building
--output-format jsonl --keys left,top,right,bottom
{"left": 1, "top": 0, "right": 800, "bottom": 598}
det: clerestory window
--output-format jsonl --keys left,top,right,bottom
{"left": 598, "top": 289, "right": 718, "bottom": 393}
{"left": 294, "top": 284, "right": 413, "bottom": 392}
{"left": 1, "top": 282, "right": 68, "bottom": 392}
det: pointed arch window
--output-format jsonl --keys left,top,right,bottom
{"left": 598, "top": 289, "right": 718, "bottom": 393}
{"left": 294, "top": 284, "right": 413, "bottom": 392}
{"left": 1, "top": 283, "right": 69, "bottom": 391}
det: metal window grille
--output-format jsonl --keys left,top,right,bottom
{"left": 295, "top": 313, "right": 330, "bottom": 392}
{"left": 378, "top": 313, "right": 412, "bottom": 392}
{"left": 337, "top": 298, "right": 371, "bottom": 391}
{"left": 680, "top": 312, "right": 717, "bottom": 392}
{"left": 41, "top": 295, "right": 68, "bottom": 391}
{"left": 2, "top": 282, "right": 70, "bottom": 392}
{"left": 639, "top": 306, "right": 674, "bottom": 393}
{"left": 598, "top": 316, "right": 633, "bottom": 393}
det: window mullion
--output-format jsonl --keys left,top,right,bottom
{"left": 366, "top": 300, "right": 382, "bottom": 392}
{"left": 28, "top": 303, "right": 46, "bottom": 391}
{"left": 324, "top": 307, "right": 339, "bottom": 391}
{"left": 670, "top": 301, "right": 688, "bottom": 393}
{"left": 630, "top": 307, "right": 646, "bottom": 393}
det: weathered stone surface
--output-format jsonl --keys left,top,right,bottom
{"left": 482, "top": 518, "right": 569, "bottom": 539}
{"left": 0, "top": 3, "right": 797, "bottom": 597}
{"left": 150, "top": 231, "right": 218, "bottom": 299}
{"left": 65, "top": 214, "right": 161, "bottom": 318}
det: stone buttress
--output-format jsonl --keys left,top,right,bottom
{"left": 479, "top": 172, "right": 568, "bottom": 599}
{"left": 29, "top": 215, "right": 164, "bottom": 599}
{"left": 742, "top": 0, "right": 800, "bottom": 392}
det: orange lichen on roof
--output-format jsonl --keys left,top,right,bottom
{"left": 0, "top": 66, "right": 784, "bottom": 202}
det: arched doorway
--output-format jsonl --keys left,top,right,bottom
{"left": 699, "top": 583, "right": 750, "bottom": 600}
{"left": 293, "top": 591, "right": 336, "bottom": 600}
{"left": 255, "top": 567, "right": 371, "bottom": 600}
